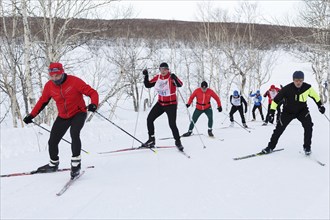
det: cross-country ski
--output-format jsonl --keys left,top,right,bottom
{"left": 1, "top": 15, "right": 329, "bottom": 220}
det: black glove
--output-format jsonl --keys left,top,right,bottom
{"left": 142, "top": 69, "right": 148, "bottom": 76}
{"left": 217, "top": 106, "right": 222, "bottom": 112}
{"left": 186, "top": 104, "right": 190, "bottom": 108}
{"left": 23, "top": 114, "right": 34, "bottom": 124}
{"left": 87, "top": 104, "right": 97, "bottom": 112}
{"left": 170, "top": 73, "right": 178, "bottom": 80}
{"left": 318, "top": 105, "right": 325, "bottom": 114}
{"left": 268, "top": 110, "right": 275, "bottom": 123}
{"left": 171, "top": 73, "right": 182, "bottom": 87}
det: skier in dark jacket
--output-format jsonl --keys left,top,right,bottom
{"left": 261, "top": 71, "right": 325, "bottom": 155}
{"left": 229, "top": 90, "right": 248, "bottom": 128}
{"left": 142, "top": 62, "right": 184, "bottom": 151}
{"left": 23, "top": 62, "right": 99, "bottom": 178}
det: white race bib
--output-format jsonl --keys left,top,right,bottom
{"left": 269, "top": 90, "right": 277, "bottom": 99}
{"left": 231, "top": 97, "right": 241, "bottom": 106}
{"left": 154, "top": 78, "right": 171, "bottom": 97}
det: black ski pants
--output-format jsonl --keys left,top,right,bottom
{"left": 229, "top": 106, "right": 246, "bottom": 124}
{"left": 147, "top": 102, "right": 180, "bottom": 141}
{"left": 265, "top": 103, "right": 281, "bottom": 123}
{"left": 267, "top": 109, "right": 313, "bottom": 151}
{"left": 252, "top": 105, "right": 264, "bottom": 120}
{"left": 48, "top": 112, "right": 87, "bottom": 161}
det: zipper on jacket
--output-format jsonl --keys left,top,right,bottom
{"left": 60, "top": 85, "right": 69, "bottom": 117}
{"left": 202, "top": 92, "right": 206, "bottom": 110}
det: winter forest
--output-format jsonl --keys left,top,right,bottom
{"left": 0, "top": 0, "right": 329, "bottom": 127}
{"left": 1, "top": 1, "right": 330, "bottom": 219}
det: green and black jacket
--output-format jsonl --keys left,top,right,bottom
{"left": 271, "top": 82, "right": 321, "bottom": 114}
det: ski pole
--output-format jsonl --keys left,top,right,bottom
{"left": 131, "top": 83, "right": 145, "bottom": 148}
{"left": 176, "top": 87, "right": 207, "bottom": 149}
{"left": 94, "top": 110, "right": 156, "bottom": 153}
{"left": 222, "top": 112, "right": 251, "bottom": 133}
{"left": 221, "top": 113, "right": 228, "bottom": 124}
{"left": 324, "top": 114, "right": 330, "bottom": 122}
{"left": 32, "top": 122, "right": 89, "bottom": 154}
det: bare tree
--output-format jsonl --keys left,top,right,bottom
{"left": 291, "top": 0, "right": 330, "bottom": 103}
{"left": 0, "top": 0, "right": 24, "bottom": 127}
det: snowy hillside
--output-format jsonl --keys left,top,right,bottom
{"left": 1, "top": 54, "right": 329, "bottom": 219}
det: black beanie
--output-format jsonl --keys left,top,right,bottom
{"left": 293, "top": 71, "right": 304, "bottom": 79}
{"left": 159, "top": 62, "right": 169, "bottom": 68}
{"left": 201, "top": 81, "right": 208, "bottom": 88}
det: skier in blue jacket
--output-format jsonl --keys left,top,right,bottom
{"left": 249, "top": 90, "right": 264, "bottom": 121}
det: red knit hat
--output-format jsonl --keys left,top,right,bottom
{"left": 48, "top": 62, "right": 64, "bottom": 76}
{"left": 270, "top": 85, "right": 275, "bottom": 90}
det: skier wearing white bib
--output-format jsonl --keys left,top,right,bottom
{"left": 142, "top": 62, "right": 184, "bottom": 151}
{"left": 229, "top": 90, "right": 248, "bottom": 128}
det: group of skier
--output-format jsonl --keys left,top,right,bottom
{"left": 22, "top": 62, "right": 326, "bottom": 179}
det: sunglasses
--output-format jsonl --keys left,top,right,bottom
{"left": 48, "top": 68, "right": 61, "bottom": 73}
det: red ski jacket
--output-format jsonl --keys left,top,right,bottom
{"left": 187, "top": 88, "right": 222, "bottom": 110}
{"left": 263, "top": 87, "right": 280, "bottom": 104}
{"left": 144, "top": 72, "right": 183, "bottom": 106}
{"left": 31, "top": 75, "right": 99, "bottom": 119}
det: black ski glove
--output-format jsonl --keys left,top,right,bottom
{"left": 87, "top": 104, "right": 97, "bottom": 112}
{"left": 186, "top": 104, "right": 190, "bottom": 108}
{"left": 23, "top": 114, "right": 34, "bottom": 124}
{"left": 318, "top": 105, "right": 325, "bottom": 114}
{"left": 171, "top": 73, "right": 182, "bottom": 87}
{"left": 268, "top": 110, "right": 275, "bottom": 123}
{"left": 217, "top": 106, "right": 222, "bottom": 112}
{"left": 317, "top": 102, "right": 325, "bottom": 114}
{"left": 142, "top": 69, "right": 148, "bottom": 76}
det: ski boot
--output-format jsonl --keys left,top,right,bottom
{"left": 182, "top": 131, "right": 192, "bottom": 137}
{"left": 36, "top": 159, "right": 59, "bottom": 173}
{"left": 243, "top": 123, "right": 248, "bottom": 128}
{"left": 261, "top": 147, "right": 273, "bottom": 154}
{"left": 70, "top": 156, "right": 81, "bottom": 179}
{"left": 143, "top": 135, "right": 155, "bottom": 148}
{"left": 208, "top": 129, "right": 214, "bottom": 137}
{"left": 262, "top": 122, "right": 268, "bottom": 126}
{"left": 229, "top": 122, "right": 234, "bottom": 127}
{"left": 304, "top": 147, "right": 311, "bottom": 156}
{"left": 175, "top": 139, "right": 184, "bottom": 152}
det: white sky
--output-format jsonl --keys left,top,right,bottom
{"left": 114, "top": 0, "right": 302, "bottom": 24}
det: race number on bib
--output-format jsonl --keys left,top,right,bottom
{"left": 155, "top": 78, "right": 171, "bottom": 97}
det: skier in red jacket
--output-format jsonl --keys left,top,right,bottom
{"left": 23, "top": 62, "right": 99, "bottom": 178}
{"left": 263, "top": 84, "right": 281, "bottom": 125}
{"left": 183, "top": 81, "right": 222, "bottom": 137}
{"left": 143, "top": 62, "right": 184, "bottom": 151}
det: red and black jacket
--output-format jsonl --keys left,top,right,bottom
{"left": 264, "top": 87, "right": 280, "bottom": 104}
{"left": 31, "top": 74, "right": 99, "bottom": 119}
{"left": 144, "top": 72, "right": 183, "bottom": 106}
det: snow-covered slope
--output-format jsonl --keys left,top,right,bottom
{"left": 1, "top": 53, "right": 329, "bottom": 219}
{"left": 1, "top": 99, "right": 329, "bottom": 219}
